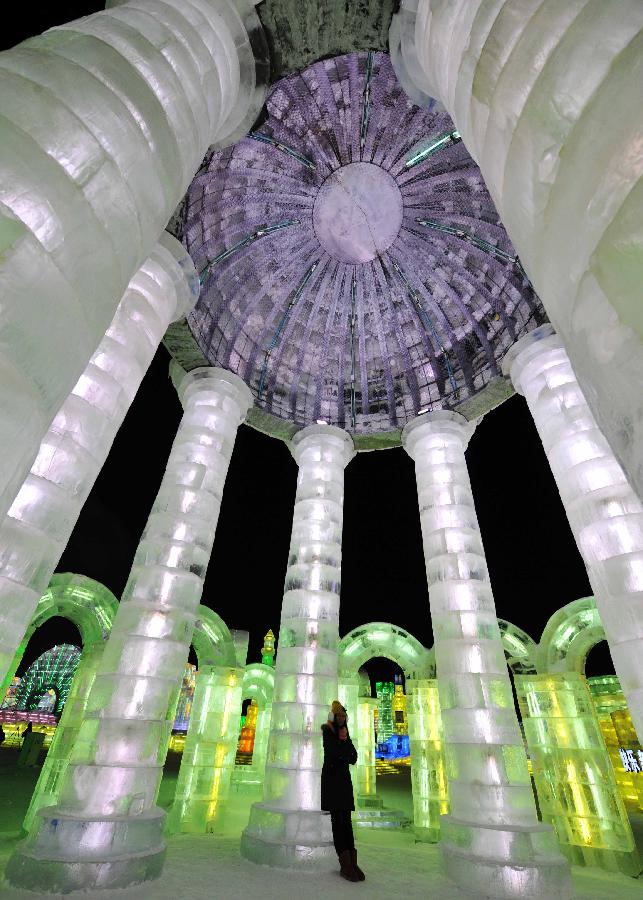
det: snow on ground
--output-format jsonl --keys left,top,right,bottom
{"left": 0, "top": 752, "right": 641, "bottom": 899}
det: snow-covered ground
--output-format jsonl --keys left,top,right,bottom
{"left": 0, "top": 752, "right": 641, "bottom": 899}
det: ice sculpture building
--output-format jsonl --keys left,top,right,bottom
{"left": 0, "top": 0, "right": 642, "bottom": 897}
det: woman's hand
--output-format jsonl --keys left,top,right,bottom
{"left": 338, "top": 726, "right": 348, "bottom": 741}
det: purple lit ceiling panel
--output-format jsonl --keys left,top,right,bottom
{"left": 182, "top": 52, "right": 545, "bottom": 435}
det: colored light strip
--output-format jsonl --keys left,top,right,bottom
{"left": 249, "top": 132, "right": 316, "bottom": 171}
{"left": 404, "top": 129, "right": 461, "bottom": 169}
{"left": 391, "top": 261, "right": 458, "bottom": 395}
{"left": 415, "top": 218, "right": 527, "bottom": 277}
{"left": 199, "top": 219, "right": 301, "bottom": 284}
{"left": 360, "top": 51, "right": 374, "bottom": 155}
{"left": 257, "top": 261, "right": 319, "bottom": 400}
{"left": 349, "top": 273, "right": 358, "bottom": 429}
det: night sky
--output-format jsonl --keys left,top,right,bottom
{"left": 6, "top": 4, "right": 611, "bottom": 680}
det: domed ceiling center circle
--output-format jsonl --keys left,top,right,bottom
{"left": 312, "top": 162, "right": 403, "bottom": 264}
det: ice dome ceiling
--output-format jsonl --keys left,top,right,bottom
{"left": 174, "top": 51, "right": 546, "bottom": 443}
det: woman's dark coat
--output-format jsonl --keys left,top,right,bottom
{"left": 320, "top": 722, "right": 358, "bottom": 811}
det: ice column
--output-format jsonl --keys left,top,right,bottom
{"left": 0, "top": 0, "right": 266, "bottom": 519}
{"left": 516, "top": 672, "right": 641, "bottom": 877}
{"left": 168, "top": 664, "right": 244, "bottom": 833}
{"left": 390, "top": 0, "right": 643, "bottom": 500}
{"left": 402, "top": 411, "right": 571, "bottom": 899}
{"left": 242, "top": 425, "right": 355, "bottom": 870}
{"left": 22, "top": 642, "right": 106, "bottom": 834}
{"left": 355, "top": 696, "right": 379, "bottom": 808}
{"left": 6, "top": 368, "right": 253, "bottom": 893}
{"left": 0, "top": 235, "right": 198, "bottom": 699}
{"left": 504, "top": 326, "right": 643, "bottom": 742}
{"left": 407, "top": 678, "right": 448, "bottom": 842}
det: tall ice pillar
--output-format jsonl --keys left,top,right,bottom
{"left": 402, "top": 411, "right": 571, "bottom": 899}
{"left": 390, "top": 0, "right": 643, "bottom": 500}
{"left": 242, "top": 424, "right": 355, "bottom": 870}
{"left": 0, "top": 234, "right": 198, "bottom": 698}
{"left": 7, "top": 368, "right": 253, "bottom": 892}
{"left": 504, "top": 325, "right": 643, "bottom": 742}
{"left": 0, "top": 0, "right": 266, "bottom": 518}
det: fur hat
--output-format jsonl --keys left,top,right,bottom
{"left": 328, "top": 700, "right": 347, "bottom": 722}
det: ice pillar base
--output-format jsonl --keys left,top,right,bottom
{"left": 241, "top": 805, "right": 335, "bottom": 871}
{"left": 6, "top": 808, "right": 165, "bottom": 893}
{"left": 440, "top": 817, "right": 572, "bottom": 900}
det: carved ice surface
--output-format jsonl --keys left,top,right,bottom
{"left": 505, "top": 326, "right": 643, "bottom": 747}
{"left": 0, "top": 0, "right": 265, "bottom": 522}
{"left": 516, "top": 672, "right": 641, "bottom": 877}
{"left": 241, "top": 425, "right": 354, "bottom": 871}
{"left": 6, "top": 368, "right": 253, "bottom": 892}
{"left": 391, "top": 0, "right": 643, "bottom": 499}
{"left": 403, "top": 411, "right": 572, "bottom": 898}
{"left": 0, "top": 235, "right": 197, "bottom": 702}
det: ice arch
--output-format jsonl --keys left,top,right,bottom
{"left": 191, "top": 606, "right": 237, "bottom": 668}
{"left": 498, "top": 619, "right": 538, "bottom": 676}
{"left": 29, "top": 573, "right": 118, "bottom": 647}
{"left": 241, "top": 663, "right": 275, "bottom": 707}
{"left": 538, "top": 597, "right": 605, "bottom": 674}
{"left": 338, "top": 622, "right": 433, "bottom": 680}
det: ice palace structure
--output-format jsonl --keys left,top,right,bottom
{"left": 0, "top": 1, "right": 642, "bottom": 897}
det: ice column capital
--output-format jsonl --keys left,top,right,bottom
{"left": 177, "top": 367, "right": 253, "bottom": 419}
{"left": 401, "top": 410, "right": 476, "bottom": 460}
{"left": 502, "top": 324, "right": 559, "bottom": 396}
{"left": 290, "top": 424, "right": 356, "bottom": 469}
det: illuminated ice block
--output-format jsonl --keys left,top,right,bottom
{"left": 22, "top": 642, "right": 106, "bottom": 834}
{"left": 355, "top": 696, "right": 379, "bottom": 808}
{"left": 0, "top": 0, "right": 266, "bottom": 521}
{"left": 589, "top": 676, "right": 643, "bottom": 813}
{"left": 0, "top": 235, "right": 198, "bottom": 699}
{"left": 516, "top": 672, "right": 641, "bottom": 877}
{"left": 168, "top": 665, "right": 244, "bottom": 833}
{"left": 390, "top": 0, "right": 643, "bottom": 501}
{"left": 504, "top": 326, "right": 643, "bottom": 744}
{"left": 403, "top": 411, "right": 571, "bottom": 899}
{"left": 6, "top": 368, "right": 253, "bottom": 892}
{"left": 241, "top": 424, "right": 355, "bottom": 870}
{"left": 407, "top": 678, "right": 448, "bottom": 843}
{"left": 233, "top": 663, "right": 275, "bottom": 788}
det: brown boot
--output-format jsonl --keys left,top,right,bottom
{"left": 338, "top": 849, "right": 360, "bottom": 882}
{"left": 350, "top": 848, "right": 365, "bottom": 881}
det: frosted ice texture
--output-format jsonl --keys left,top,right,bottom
{"left": 505, "top": 326, "right": 643, "bottom": 747}
{"left": 402, "top": 411, "right": 572, "bottom": 898}
{"left": 241, "top": 425, "right": 355, "bottom": 870}
{"left": 0, "top": 0, "right": 264, "bottom": 522}
{"left": 355, "top": 697, "right": 379, "bottom": 807}
{"left": 537, "top": 596, "right": 605, "bottom": 676}
{"left": 22, "top": 643, "right": 105, "bottom": 834}
{"left": 516, "top": 673, "right": 641, "bottom": 876}
{"left": 168, "top": 665, "right": 244, "bottom": 833}
{"left": 407, "top": 678, "right": 448, "bottom": 842}
{"left": 6, "top": 368, "right": 253, "bottom": 892}
{"left": 0, "top": 236, "right": 198, "bottom": 700}
{"left": 391, "top": 0, "right": 643, "bottom": 500}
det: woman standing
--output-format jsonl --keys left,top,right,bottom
{"left": 321, "top": 700, "right": 365, "bottom": 882}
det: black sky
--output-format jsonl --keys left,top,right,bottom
{"left": 6, "top": 4, "right": 611, "bottom": 680}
